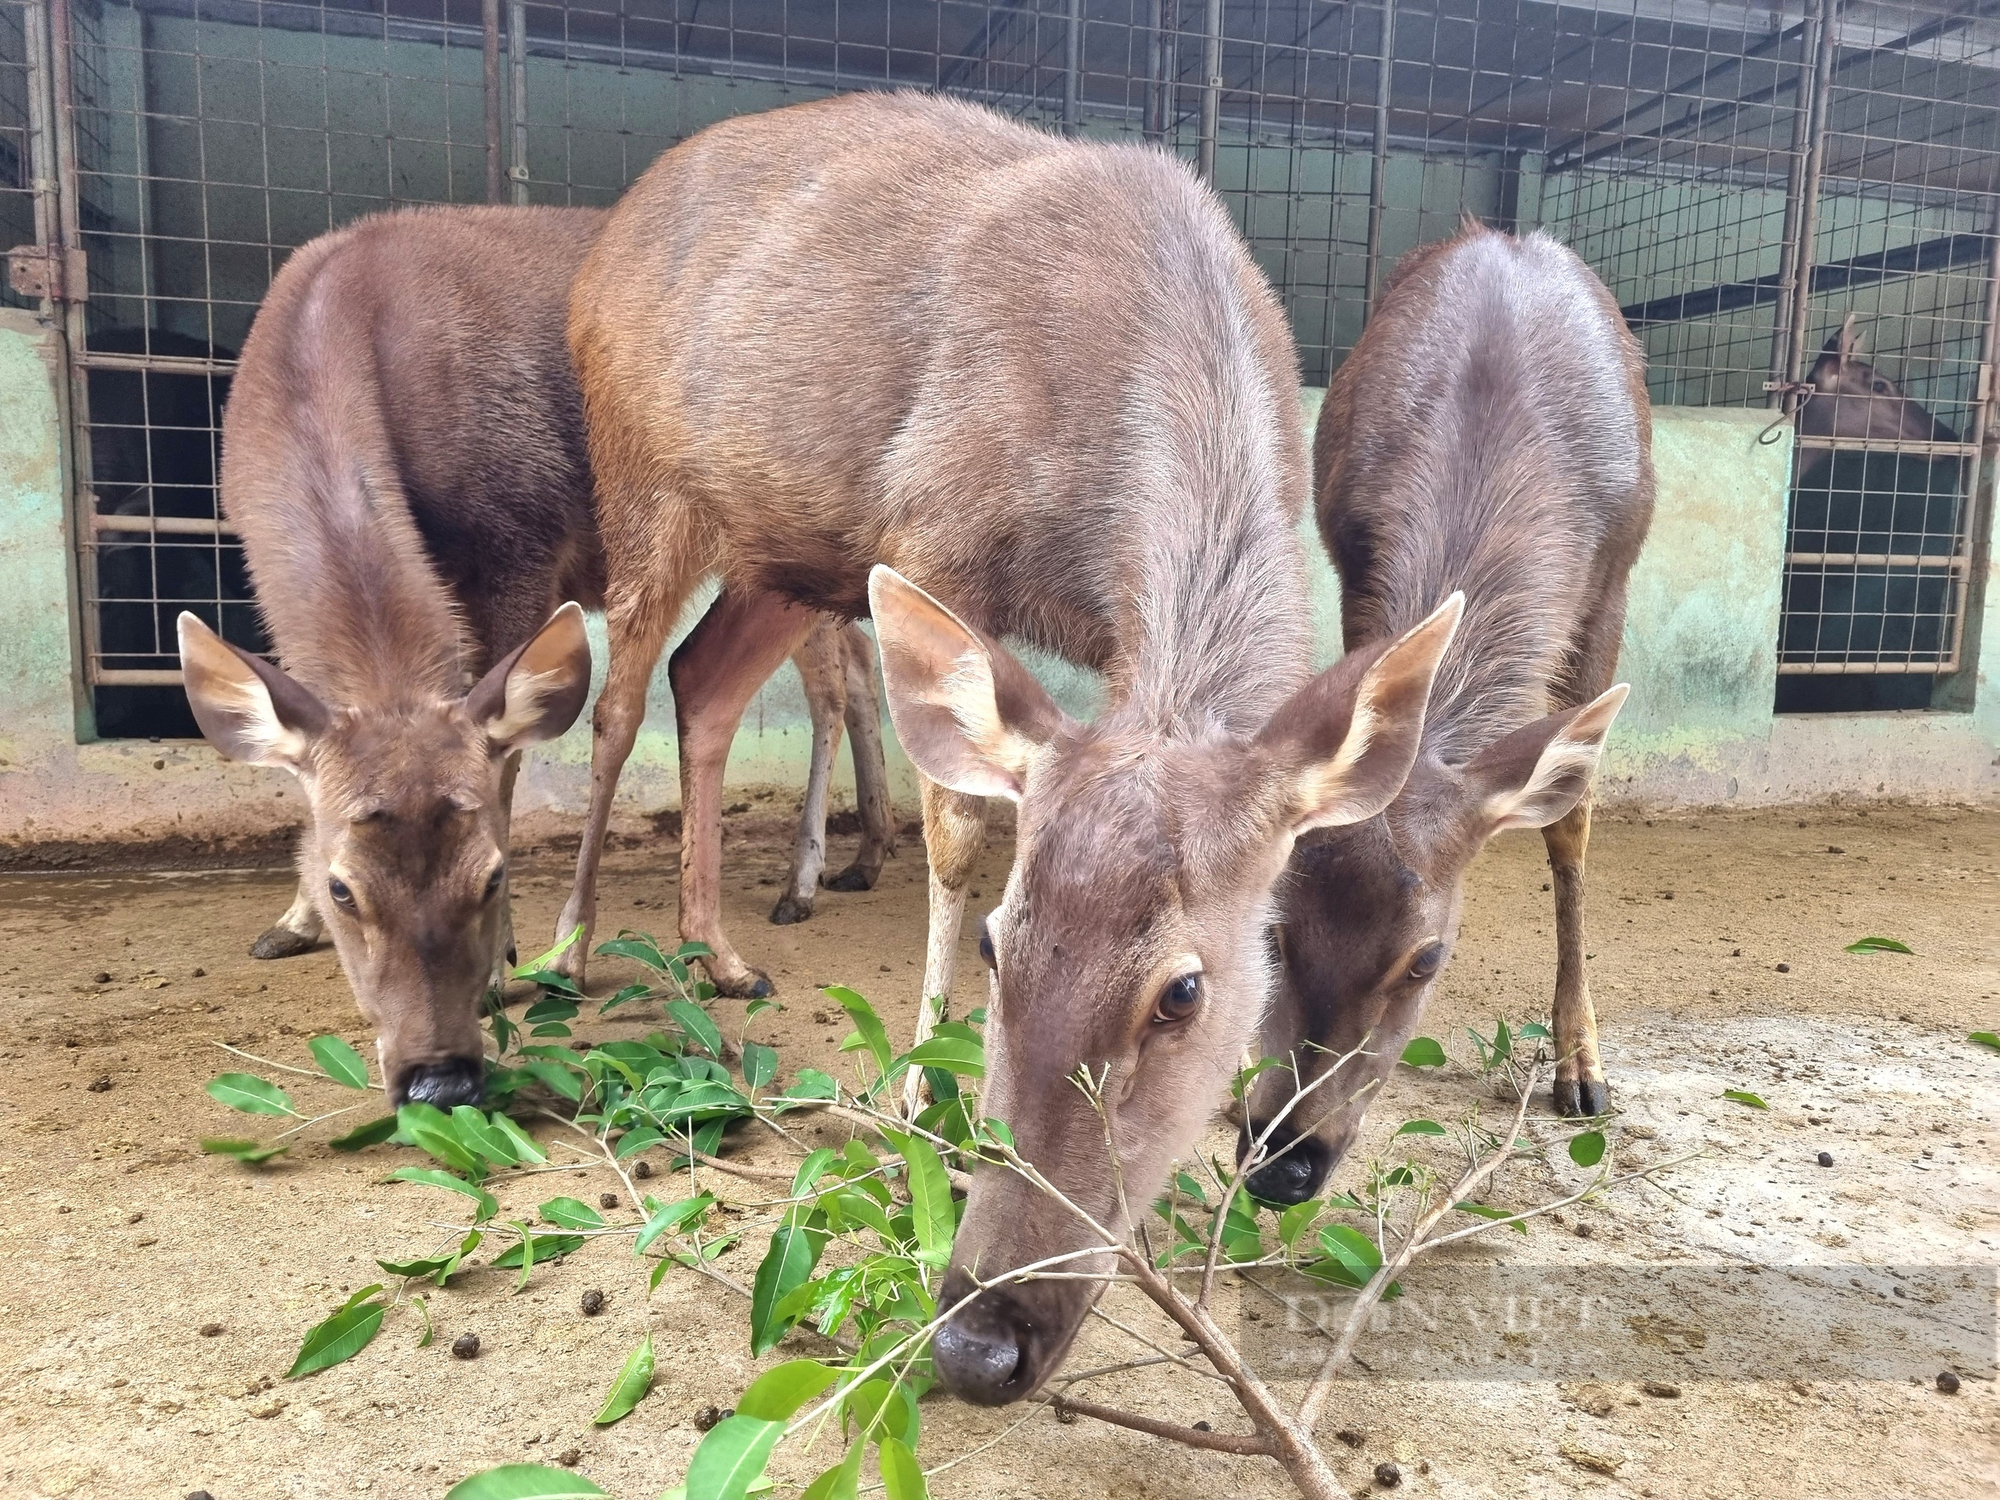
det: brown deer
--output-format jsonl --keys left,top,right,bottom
{"left": 177, "top": 205, "right": 893, "bottom": 1107}
{"left": 558, "top": 90, "right": 1460, "bottom": 1403}
{"left": 1239, "top": 224, "right": 1655, "bottom": 1205}
{"left": 1795, "top": 314, "right": 1959, "bottom": 484}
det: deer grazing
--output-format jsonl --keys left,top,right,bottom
{"left": 177, "top": 205, "right": 893, "bottom": 1107}
{"left": 1240, "top": 224, "right": 1655, "bottom": 1205}
{"left": 559, "top": 90, "right": 1459, "bottom": 1403}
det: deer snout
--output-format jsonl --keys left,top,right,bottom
{"left": 933, "top": 1275, "right": 1034, "bottom": 1406}
{"left": 393, "top": 1056, "right": 485, "bottom": 1109}
{"left": 1238, "top": 1116, "right": 1334, "bottom": 1205}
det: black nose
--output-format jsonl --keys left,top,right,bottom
{"left": 396, "top": 1058, "right": 484, "bottom": 1108}
{"left": 933, "top": 1294, "right": 1030, "bottom": 1406}
{"left": 1239, "top": 1119, "right": 1331, "bottom": 1205}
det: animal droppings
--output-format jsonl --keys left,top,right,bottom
{"left": 598, "top": 1192, "right": 618, "bottom": 1209}
{"left": 1817, "top": 1151, "right": 1834, "bottom": 1167}
{"left": 1375, "top": 1462, "right": 1403, "bottom": 1488}
{"left": 1937, "top": 1372, "right": 1961, "bottom": 1395}
{"left": 580, "top": 1289, "right": 604, "bottom": 1316}
{"left": 451, "top": 1333, "right": 480, "bottom": 1360}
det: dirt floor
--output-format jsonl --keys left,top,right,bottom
{"left": 1, "top": 801, "right": 1995, "bottom": 1500}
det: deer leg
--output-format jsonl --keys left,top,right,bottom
{"left": 554, "top": 572, "right": 684, "bottom": 987}
{"left": 904, "top": 774, "right": 987, "bottom": 1116}
{"left": 250, "top": 872, "right": 324, "bottom": 960}
{"left": 774, "top": 619, "right": 848, "bottom": 926}
{"left": 1546, "top": 798, "right": 1604, "bottom": 1117}
{"left": 672, "top": 587, "right": 820, "bottom": 998}
{"left": 827, "top": 622, "right": 896, "bottom": 892}
{"left": 489, "top": 750, "right": 522, "bottom": 995}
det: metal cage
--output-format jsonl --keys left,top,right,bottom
{"left": 3, "top": 0, "right": 1994, "bottom": 734}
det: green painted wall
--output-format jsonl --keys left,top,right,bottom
{"left": 0, "top": 316, "right": 1993, "bottom": 853}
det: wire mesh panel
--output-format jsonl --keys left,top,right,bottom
{"left": 22, "top": 0, "right": 1999, "bottom": 734}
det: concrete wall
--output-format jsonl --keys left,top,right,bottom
{"left": 0, "top": 312, "right": 1993, "bottom": 857}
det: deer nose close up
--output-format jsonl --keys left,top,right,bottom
{"left": 395, "top": 1058, "right": 485, "bottom": 1109}
{"left": 1240, "top": 1119, "right": 1333, "bottom": 1205}
{"left": 933, "top": 1293, "right": 1032, "bottom": 1406}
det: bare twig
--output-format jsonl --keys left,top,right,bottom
{"left": 1048, "top": 1395, "right": 1275, "bottom": 1457}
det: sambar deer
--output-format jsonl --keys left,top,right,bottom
{"left": 559, "top": 90, "right": 1461, "bottom": 1402}
{"left": 178, "top": 205, "right": 893, "bottom": 1107}
{"left": 1795, "top": 314, "right": 1960, "bottom": 484}
{"left": 1241, "top": 224, "right": 1655, "bottom": 1204}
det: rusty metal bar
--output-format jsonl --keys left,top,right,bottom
{"left": 508, "top": 0, "right": 529, "bottom": 205}
{"left": 1766, "top": 11, "right": 1817, "bottom": 408}
{"left": 482, "top": 0, "right": 503, "bottom": 204}
{"left": 1062, "top": 0, "right": 1083, "bottom": 135}
{"left": 1363, "top": 0, "right": 1396, "bottom": 317}
{"left": 1776, "top": 659, "right": 1958, "bottom": 676}
{"left": 1795, "top": 434, "right": 1979, "bottom": 459}
{"left": 1143, "top": 0, "right": 1165, "bottom": 142}
{"left": 1782, "top": 0, "right": 1839, "bottom": 394}
{"left": 93, "top": 513, "right": 235, "bottom": 537}
{"left": 1940, "top": 208, "right": 2000, "bottom": 689}
{"left": 92, "top": 669, "right": 194, "bottom": 687}
{"left": 1195, "top": 0, "right": 1220, "bottom": 183}
{"left": 1783, "top": 552, "right": 1965, "bottom": 570}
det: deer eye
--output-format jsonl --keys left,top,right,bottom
{"left": 1152, "top": 972, "right": 1202, "bottom": 1025}
{"left": 978, "top": 919, "right": 996, "bottom": 971}
{"left": 484, "top": 866, "right": 505, "bottom": 901}
{"left": 1409, "top": 942, "right": 1447, "bottom": 981}
{"left": 327, "top": 875, "right": 356, "bottom": 910}
{"left": 1872, "top": 380, "right": 1892, "bottom": 394}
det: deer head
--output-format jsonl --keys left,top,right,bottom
{"left": 1796, "top": 315, "right": 1957, "bottom": 481}
{"left": 870, "top": 565, "right": 1461, "bottom": 1404}
{"left": 178, "top": 605, "right": 591, "bottom": 1105}
{"left": 1240, "top": 684, "right": 1629, "bottom": 1203}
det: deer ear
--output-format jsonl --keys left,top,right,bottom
{"left": 869, "top": 565, "right": 1066, "bottom": 802}
{"left": 178, "top": 611, "right": 328, "bottom": 772}
{"left": 1256, "top": 593, "right": 1463, "bottom": 833}
{"left": 1837, "top": 312, "right": 1858, "bottom": 368}
{"left": 467, "top": 601, "right": 593, "bottom": 752}
{"left": 1465, "top": 684, "right": 1629, "bottom": 835}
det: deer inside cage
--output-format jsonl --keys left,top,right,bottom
{"left": 1, "top": 0, "right": 1993, "bottom": 734}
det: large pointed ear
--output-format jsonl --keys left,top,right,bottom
{"left": 466, "top": 601, "right": 592, "bottom": 752}
{"left": 1837, "top": 311, "right": 1858, "bottom": 368}
{"left": 1254, "top": 593, "right": 1463, "bottom": 833}
{"left": 178, "top": 611, "right": 329, "bottom": 771}
{"left": 1464, "top": 683, "right": 1629, "bottom": 835}
{"left": 869, "top": 565, "right": 1066, "bottom": 802}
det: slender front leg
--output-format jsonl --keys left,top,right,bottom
{"left": 555, "top": 575, "right": 681, "bottom": 986}
{"left": 904, "top": 773, "right": 987, "bottom": 1116}
{"left": 250, "top": 871, "right": 324, "bottom": 960}
{"left": 489, "top": 750, "right": 522, "bottom": 994}
{"left": 827, "top": 623, "right": 897, "bottom": 892}
{"left": 1546, "top": 796, "right": 1604, "bottom": 1117}
{"left": 775, "top": 620, "right": 848, "bottom": 926}
{"left": 672, "top": 588, "right": 820, "bottom": 998}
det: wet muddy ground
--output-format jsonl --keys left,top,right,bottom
{"left": 1, "top": 801, "right": 1995, "bottom": 1500}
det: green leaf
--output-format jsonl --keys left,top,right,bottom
{"left": 1276, "top": 1198, "right": 1322, "bottom": 1251}
{"left": 451, "top": 1106, "right": 524, "bottom": 1166}
{"left": 285, "top": 1287, "right": 386, "bottom": 1378}
{"left": 1516, "top": 1022, "right": 1552, "bottom": 1041}
{"left": 308, "top": 1035, "right": 370, "bottom": 1089}
{"left": 1394, "top": 1119, "right": 1448, "bottom": 1137}
{"left": 1455, "top": 1201, "right": 1529, "bottom": 1234}
{"left": 741, "top": 1041, "right": 778, "bottom": 1092}
{"left": 888, "top": 1134, "right": 956, "bottom": 1269}
{"left": 879, "top": 1436, "right": 927, "bottom": 1500}
{"left": 1845, "top": 935, "right": 1914, "bottom": 955}
{"left": 667, "top": 1000, "right": 724, "bottom": 1058}
{"left": 826, "top": 986, "right": 893, "bottom": 1077}
{"left": 1568, "top": 1130, "right": 1606, "bottom": 1167}
{"left": 595, "top": 932, "right": 672, "bottom": 972}
{"left": 1315, "top": 1224, "right": 1382, "bottom": 1287}
{"left": 446, "top": 1464, "right": 611, "bottom": 1500}
{"left": 744, "top": 998, "right": 780, "bottom": 1023}
{"left": 784, "top": 1068, "right": 839, "bottom": 1104}
{"left": 207, "top": 1073, "right": 298, "bottom": 1117}
{"left": 791, "top": 1147, "right": 840, "bottom": 1198}
{"left": 1723, "top": 1089, "right": 1769, "bottom": 1109}
{"left": 524, "top": 995, "right": 580, "bottom": 1025}
{"left": 388, "top": 1166, "right": 499, "bottom": 1223}
{"left": 492, "top": 1231, "right": 584, "bottom": 1271}
{"left": 378, "top": 1231, "right": 482, "bottom": 1285}
{"left": 397, "top": 1104, "right": 487, "bottom": 1178}
{"left": 599, "top": 982, "right": 655, "bottom": 1017}
{"left": 515, "top": 924, "right": 585, "bottom": 981}
{"left": 593, "top": 1332, "right": 655, "bottom": 1425}
{"left": 900, "top": 1024, "right": 985, "bottom": 1078}
{"left": 1400, "top": 1037, "right": 1447, "bottom": 1068}
{"left": 683, "top": 1414, "right": 784, "bottom": 1500}
{"left": 750, "top": 1217, "right": 827, "bottom": 1354}
{"left": 329, "top": 1115, "right": 399, "bottom": 1152}
{"left": 488, "top": 1112, "right": 548, "bottom": 1165}
{"left": 1220, "top": 1193, "right": 1262, "bottom": 1264}
{"left": 540, "top": 1196, "right": 607, "bottom": 1231}
{"left": 635, "top": 1193, "right": 715, "bottom": 1254}
{"left": 1971, "top": 1031, "right": 2000, "bottom": 1054}
{"left": 736, "top": 1358, "right": 838, "bottom": 1420}
{"left": 200, "top": 1137, "right": 289, "bottom": 1164}
{"left": 520, "top": 1058, "right": 584, "bottom": 1102}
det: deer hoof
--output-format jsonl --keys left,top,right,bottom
{"left": 769, "top": 894, "right": 815, "bottom": 926}
{"left": 249, "top": 925, "right": 319, "bottom": 960}
{"left": 712, "top": 968, "right": 775, "bottom": 1001}
{"left": 824, "top": 863, "right": 878, "bottom": 893}
{"left": 1553, "top": 1075, "right": 1609, "bottom": 1119}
